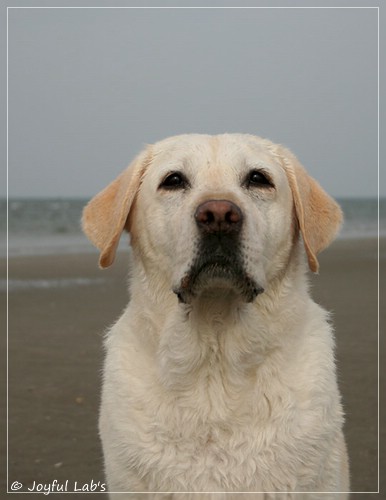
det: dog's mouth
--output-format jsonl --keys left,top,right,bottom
{"left": 173, "top": 255, "right": 264, "bottom": 304}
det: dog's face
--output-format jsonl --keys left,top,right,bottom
{"left": 82, "top": 134, "right": 343, "bottom": 302}
{"left": 131, "top": 135, "right": 295, "bottom": 303}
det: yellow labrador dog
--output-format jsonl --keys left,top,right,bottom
{"left": 83, "top": 134, "right": 349, "bottom": 499}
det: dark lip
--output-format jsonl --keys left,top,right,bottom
{"left": 173, "top": 232, "right": 264, "bottom": 304}
{"left": 174, "top": 256, "right": 264, "bottom": 304}
{"left": 195, "top": 258, "right": 235, "bottom": 276}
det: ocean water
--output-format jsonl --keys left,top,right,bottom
{"left": 1, "top": 198, "right": 385, "bottom": 258}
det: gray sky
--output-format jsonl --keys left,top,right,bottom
{"left": 6, "top": 4, "right": 380, "bottom": 198}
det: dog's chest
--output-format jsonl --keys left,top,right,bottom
{"left": 103, "top": 308, "right": 333, "bottom": 492}
{"left": 114, "top": 364, "right": 323, "bottom": 493}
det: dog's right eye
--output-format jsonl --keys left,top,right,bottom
{"left": 159, "top": 172, "right": 189, "bottom": 190}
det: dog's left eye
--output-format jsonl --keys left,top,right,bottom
{"left": 159, "top": 172, "right": 189, "bottom": 190}
{"left": 246, "top": 170, "right": 273, "bottom": 188}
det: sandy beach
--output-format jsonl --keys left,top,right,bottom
{"left": 2, "top": 238, "right": 383, "bottom": 498}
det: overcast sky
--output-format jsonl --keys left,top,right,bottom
{"left": 7, "top": 4, "right": 380, "bottom": 198}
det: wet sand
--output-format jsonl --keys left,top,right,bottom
{"left": 2, "top": 238, "right": 383, "bottom": 498}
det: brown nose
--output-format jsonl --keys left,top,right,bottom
{"left": 194, "top": 199, "right": 243, "bottom": 233}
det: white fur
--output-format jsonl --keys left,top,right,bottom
{"left": 87, "top": 135, "right": 349, "bottom": 499}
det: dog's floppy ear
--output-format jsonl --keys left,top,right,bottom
{"left": 82, "top": 149, "right": 151, "bottom": 268}
{"left": 279, "top": 146, "right": 343, "bottom": 273}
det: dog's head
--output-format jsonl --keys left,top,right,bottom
{"left": 82, "top": 134, "right": 342, "bottom": 303}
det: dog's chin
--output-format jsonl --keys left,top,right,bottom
{"left": 173, "top": 261, "right": 264, "bottom": 305}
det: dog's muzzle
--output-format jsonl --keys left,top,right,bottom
{"left": 173, "top": 200, "right": 264, "bottom": 304}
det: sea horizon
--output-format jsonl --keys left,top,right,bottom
{"left": 1, "top": 197, "right": 385, "bottom": 258}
